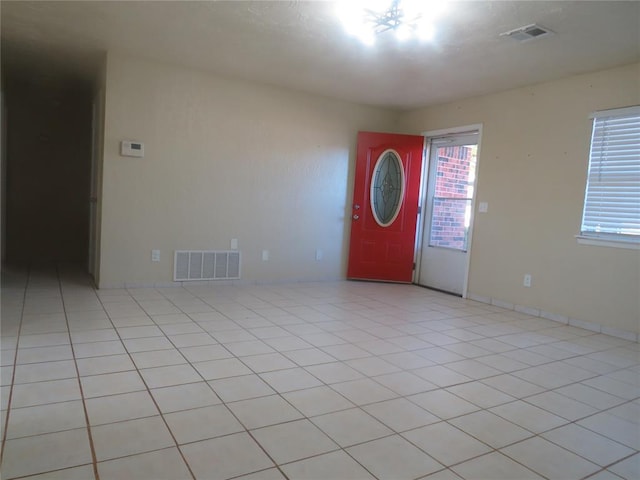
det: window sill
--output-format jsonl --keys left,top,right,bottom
{"left": 575, "top": 235, "right": 640, "bottom": 250}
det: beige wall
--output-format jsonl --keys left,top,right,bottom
{"left": 99, "top": 53, "right": 399, "bottom": 287}
{"left": 99, "top": 53, "right": 639, "bottom": 335}
{"left": 400, "top": 63, "right": 640, "bottom": 334}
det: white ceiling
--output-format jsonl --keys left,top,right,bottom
{"left": 2, "top": 1, "right": 639, "bottom": 109}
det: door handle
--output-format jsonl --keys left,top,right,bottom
{"left": 353, "top": 214, "right": 360, "bottom": 220}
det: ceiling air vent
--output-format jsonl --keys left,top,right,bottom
{"left": 500, "top": 24, "right": 553, "bottom": 42}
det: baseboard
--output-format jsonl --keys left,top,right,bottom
{"left": 467, "top": 292, "right": 639, "bottom": 343}
{"left": 97, "top": 276, "right": 344, "bottom": 290}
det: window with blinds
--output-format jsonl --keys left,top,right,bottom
{"left": 580, "top": 105, "right": 640, "bottom": 243}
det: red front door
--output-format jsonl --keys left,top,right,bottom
{"left": 347, "top": 131, "right": 424, "bottom": 283}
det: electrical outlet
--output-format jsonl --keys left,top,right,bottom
{"left": 151, "top": 250, "right": 160, "bottom": 262}
{"left": 523, "top": 274, "right": 532, "bottom": 287}
{"left": 262, "top": 250, "right": 269, "bottom": 261}
{"left": 315, "top": 249, "right": 323, "bottom": 261}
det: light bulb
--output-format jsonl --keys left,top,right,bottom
{"left": 395, "top": 24, "right": 412, "bottom": 41}
{"left": 417, "top": 21, "right": 435, "bottom": 41}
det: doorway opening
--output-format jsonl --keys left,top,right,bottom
{"left": 2, "top": 75, "right": 94, "bottom": 275}
{"left": 415, "top": 127, "right": 481, "bottom": 296}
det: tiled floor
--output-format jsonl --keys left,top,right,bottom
{"left": 1, "top": 265, "right": 638, "bottom": 480}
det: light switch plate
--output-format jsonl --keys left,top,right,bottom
{"left": 478, "top": 202, "right": 489, "bottom": 213}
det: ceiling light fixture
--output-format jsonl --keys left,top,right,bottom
{"left": 337, "top": 0, "right": 448, "bottom": 45}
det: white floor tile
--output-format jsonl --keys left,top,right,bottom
{"left": 139, "top": 364, "right": 202, "bottom": 388}
{"left": 310, "top": 408, "right": 392, "bottom": 447}
{"left": 542, "top": 423, "right": 635, "bottom": 467}
{"left": 449, "top": 410, "right": 534, "bottom": 448}
{"left": 489, "top": 400, "right": 568, "bottom": 433}
{"left": 74, "top": 341, "right": 126, "bottom": 358}
{"left": 2, "top": 428, "right": 92, "bottom": 478}
{"left": 364, "top": 397, "right": 439, "bottom": 432}
{"left": 80, "top": 371, "right": 145, "bottom": 398}
{"left": 259, "top": 367, "right": 323, "bottom": 393}
{"left": 4, "top": 275, "right": 639, "bottom": 480}
{"left": 408, "top": 389, "right": 480, "bottom": 420}
{"left": 372, "top": 370, "right": 438, "bottom": 396}
{"left": 76, "top": 354, "right": 135, "bottom": 376}
{"left": 525, "top": 390, "right": 599, "bottom": 421}
{"left": 412, "top": 365, "right": 473, "bottom": 387}
{"left": 251, "top": 418, "right": 338, "bottom": 464}
{"left": 193, "top": 358, "right": 252, "bottom": 380}
{"left": 227, "top": 394, "right": 303, "bottom": 429}
{"left": 238, "top": 352, "right": 297, "bottom": 373}
{"left": 11, "top": 378, "right": 81, "bottom": 408}
{"left": 24, "top": 464, "right": 96, "bottom": 480}
{"left": 283, "top": 347, "right": 336, "bottom": 366}
{"left": 179, "top": 344, "right": 232, "bottom": 363}
{"left": 346, "top": 434, "right": 443, "bottom": 480}
{"left": 304, "top": 362, "right": 364, "bottom": 383}
{"left": 164, "top": 404, "right": 243, "bottom": 444}
{"left": 501, "top": 436, "right": 600, "bottom": 479}
{"left": 403, "top": 421, "right": 492, "bottom": 466}
{"left": 16, "top": 345, "right": 73, "bottom": 364}
{"left": 330, "top": 378, "right": 398, "bottom": 405}
{"left": 151, "top": 381, "right": 221, "bottom": 413}
{"left": 346, "top": 356, "right": 401, "bottom": 376}
{"left": 6, "top": 400, "right": 86, "bottom": 439}
{"left": 98, "top": 447, "right": 192, "bottom": 480}
{"left": 281, "top": 450, "right": 375, "bottom": 479}
{"left": 181, "top": 432, "right": 274, "bottom": 480}
{"left": 446, "top": 381, "right": 515, "bottom": 409}
{"left": 91, "top": 415, "right": 175, "bottom": 461}
{"left": 85, "top": 390, "right": 158, "bottom": 425}
{"left": 235, "top": 468, "right": 286, "bottom": 480}
{"left": 578, "top": 412, "right": 640, "bottom": 449}
{"left": 452, "top": 451, "right": 544, "bottom": 480}
{"left": 13, "top": 360, "right": 77, "bottom": 384}
{"left": 208, "top": 374, "right": 276, "bottom": 402}
{"left": 608, "top": 453, "right": 640, "bottom": 480}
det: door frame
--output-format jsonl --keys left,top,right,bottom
{"left": 0, "top": 91, "right": 6, "bottom": 264}
{"left": 88, "top": 88, "right": 104, "bottom": 283}
{"left": 413, "top": 123, "right": 483, "bottom": 298}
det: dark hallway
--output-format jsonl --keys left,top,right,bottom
{"left": 2, "top": 75, "right": 93, "bottom": 268}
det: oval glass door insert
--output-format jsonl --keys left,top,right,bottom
{"left": 370, "top": 149, "right": 405, "bottom": 227}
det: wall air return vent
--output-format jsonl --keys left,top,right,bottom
{"left": 500, "top": 24, "right": 554, "bottom": 42}
{"left": 174, "top": 250, "right": 241, "bottom": 281}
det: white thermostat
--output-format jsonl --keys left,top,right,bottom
{"left": 120, "top": 140, "right": 144, "bottom": 158}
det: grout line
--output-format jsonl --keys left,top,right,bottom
{"left": 144, "top": 286, "right": 396, "bottom": 480}
{"left": 0, "top": 263, "right": 30, "bottom": 465}
{"left": 92, "top": 291, "right": 198, "bottom": 480}
{"left": 128, "top": 288, "right": 300, "bottom": 480}
{"left": 2, "top": 272, "right": 638, "bottom": 480}
{"left": 56, "top": 265, "right": 101, "bottom": 480}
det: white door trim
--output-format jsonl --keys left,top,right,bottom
{"left": 414, "top": 123, "right": 483, "bottom": 298}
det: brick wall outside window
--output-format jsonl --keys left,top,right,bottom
{"left": 429, "top": 145, "right": 477, "bottom": 250}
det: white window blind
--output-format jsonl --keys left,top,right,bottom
{"left": 581, "top": 106, "right": 640, "bottom": 241}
